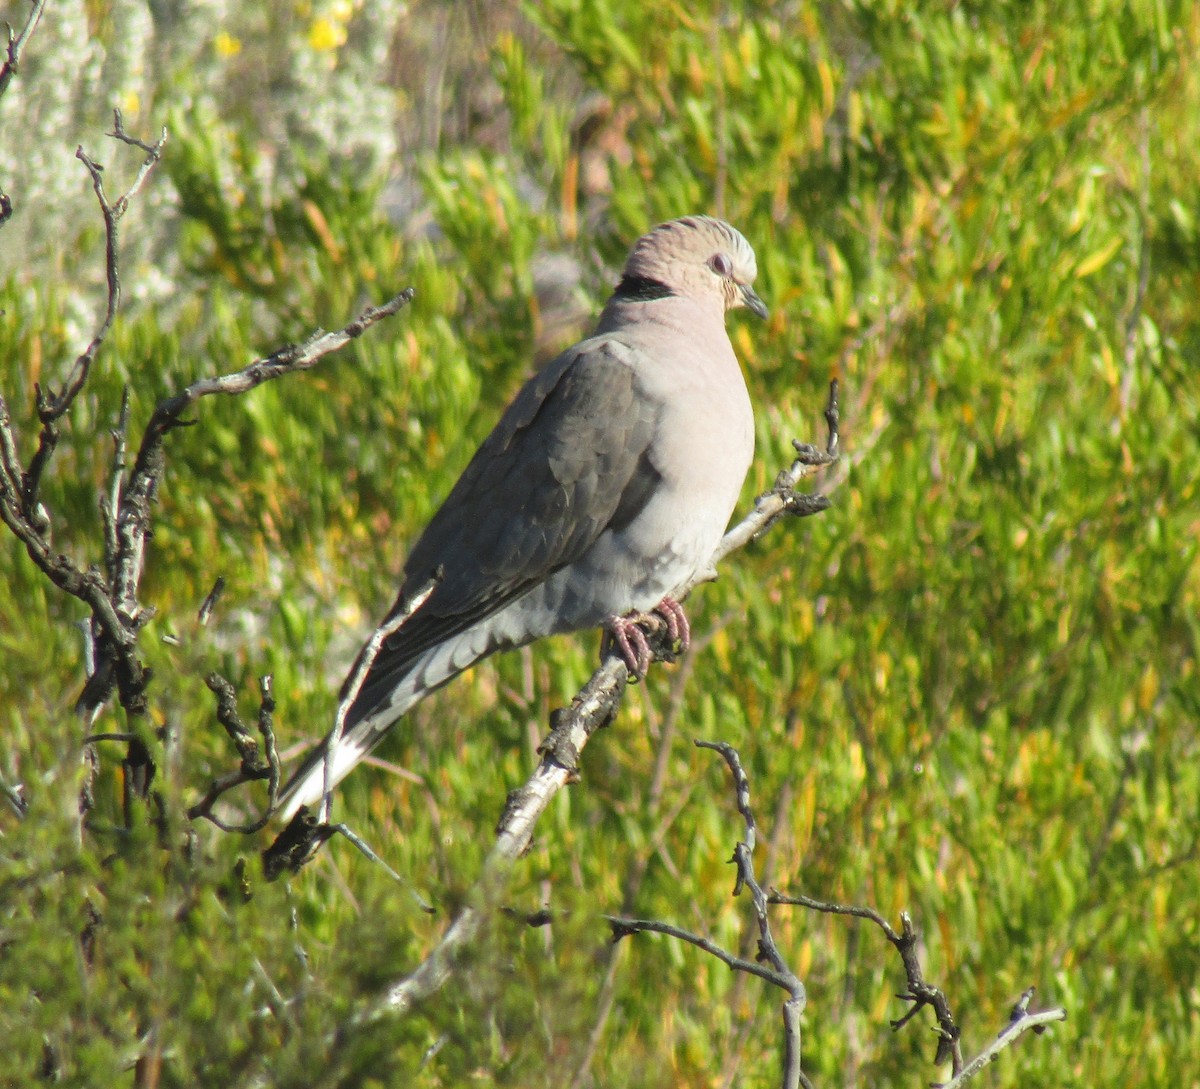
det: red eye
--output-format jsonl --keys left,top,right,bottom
{"left": 709, "top": 252, "right": 733, "bottom": 277}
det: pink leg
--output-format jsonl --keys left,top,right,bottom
{"left": 603, "top": 597, "right": 692, "bottom": 678}
{"left": 604, "top": 613, "right": 653, "bottom": 678}
{"left": 653, "top": 595, "right": 691, "bottom": 653}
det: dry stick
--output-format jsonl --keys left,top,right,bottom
{"left": 766, "top": 898, "right": 1067, "bottom": 1080}
{"left": 59, "top": 127, "right": 164, "bottom": 409}
{"left": 719, "top": 752, "right": 799, "bottom": 1089}
{"left": 606, "top": 741, "right": 810, "bottom": 1089}
{"left": 197, "top": 576, "right": 226, "bottom": 627}
{"left": 0, "top": 0, "right": 47, "bottom": 103}
{"left": 0, "top": 113, "right": 413, "bottom": 807}
{"left": 941, "top": 989, "right": 1066, "bottom": 1089}
{"left": 0, "top": 118, "right": 168, "bottom": 736}
{"left": 104, "top": 287, "right": 414, "bottom": 722}
{"left": 101, "top": 388, "right": 132, "bottom": 587}
{"left": 769, "top": 892, "right": 963, "bottom": 1068}
{"left": 612, "top": 741, "right": 1067, "bottom": 1089}
{"left": 190, "top": 464, "right": 423, "bottom": 834}
{"left": 187, "top": 675, "right": 280, "bottom": 832}
{"left": 114, "top": 284, "right": 414, "bottom": 638}
{"left": 349, "top": 383, "right": 840, "bottom": 1035}
{"left": 0, "top": 0, "right": 47, "bottom": 224}
{"left": 704, "top": 741, "right": 808, "bottom": 1089}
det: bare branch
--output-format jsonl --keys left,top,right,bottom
{"left": 770, "top": 891, "right": 962, "bottom": 1068}
{"left": 0, "top": 0, "right": 47, "bottom": 226}
{"left": 940, "top": 989, "right": 1066, "bottom": 1089}
{"left": 606, "top": 742, "right": 809, "bottom": 1089}
{"left": 0, "top": 0, "right": 46, "bottom": 107}
{"left": 768, "top": 896, "right": 1065, "bottom": 1080}
{"left": 0, "top": 394, "right": 28, "bottom": 501}
{"left": 30, "top": 118, "right": 168, "bottom": 456}
{"left": 605, "top": 915, "right": 791, "bottom": 988}
{"left": 614, "top": 740, "right": 1063, "bottom": 1088}
{"left": 12, "top": 114, "right": 168, "bottom": 551}
{"left": 78, "top": 287, "right": 416, "bottom": 719}
{"left": 326, "top": 395, "right": 836, "bottom": 1035}
{"left": 708, "top": 380, "right": 839, "bottom": 571}
{"left": 101, "top": 387, "right": 131, "bottom": 579}
{"left": 187, "top": 674, "right": 280, "bottom": 832}
{"left": 695, "top": 738, "right": 757, "bottom": 851}
{"left": 197, "top": 577, "right": 226, "bottom": 627}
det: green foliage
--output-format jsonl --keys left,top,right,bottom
{"left": 2, "top": 0, "right": 1199, "bottom": 1086}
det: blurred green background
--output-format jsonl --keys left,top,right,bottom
{"left": 1, "top": 0, "right": 1198, "bottom": 1085}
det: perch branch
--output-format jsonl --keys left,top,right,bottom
{"left": 327, "top": 388, "right": 838, "bottom": 1034}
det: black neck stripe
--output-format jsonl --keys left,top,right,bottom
{"left": 613, "top": 275, "right": 676, "bottom": 302}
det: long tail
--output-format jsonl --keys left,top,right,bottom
{"left": 273, "top": 619, "right": 504, "bottom": 821}
{"left": 273, "top": 705, "right": 404, "bottom": 821}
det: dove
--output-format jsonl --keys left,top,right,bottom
{"left": 276, "top": 215, "right": 767, "bottom": 819}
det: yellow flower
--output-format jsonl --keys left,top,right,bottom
{"left": 308, "top": 16, "right": 346, "bottom": 52}
{"left": 214, "top": 31, "right": 242, "bottom": 57}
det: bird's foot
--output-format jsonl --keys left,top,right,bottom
{"left": 603, "top": 597, "right": 691, "bottom": 680}
{"left": 604, "top": 613, "right": 653, "bottom": 679}
{"left": 654, "top": 595, "right": 691, "bottom": 654}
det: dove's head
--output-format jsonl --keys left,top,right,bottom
{"left": 619, "top": 215, "right": 768, "bottom": 320}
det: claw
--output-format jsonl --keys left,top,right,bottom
{"left": 603, "top": 596, "right": 691, "bottom": 679}
{"left": 604, "top": 614, "right": 653, "bottom": 678}
{"left": 654, "top": 595, "right": 690, "bottom": 653}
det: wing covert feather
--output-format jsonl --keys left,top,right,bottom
{"left": 344, "top": 338, "right": 661, "bottom": 722}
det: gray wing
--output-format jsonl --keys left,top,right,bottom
{"left": 343, "top": 336, "right": 662, "bottom": 724}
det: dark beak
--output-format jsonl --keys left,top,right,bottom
{"left": 740, "top": 283, "right": 769, "bottom": 319}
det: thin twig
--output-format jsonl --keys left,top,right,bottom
{"left": 187, "top": 674, "right": 281, "bottom": 832}
{"left": 605, "top": 915, "right": 792, "bottom": 988}
{"left": 197, "top": 577, "right": 226, "bottom": 626}
{"left": 769, "top": 891, "right": 963, "bottom": 1068}
{"left": 1, "top": 118, "right": 167, "bottom": 726}
{"left": 102, "top": 387, "right": 131, "bottom": 580}
{"left": 608, "top": 740, "right": 810, "bottom": 1089}
{"left": 0, "top": 0, "right": 47, "bottom": 104}
{"left": 32, "top": 116, "right": 168, "bottom": 448}
{"left": 940, "top": 989, "right": 1066, "bottom": 1089}
{"left": 1118, "top": 106, "right": 1152, "bottom": 424}
{"left": 695, "top": 741, "right": 808, "bottom": 1089}
{"left": 709, "top": 380, "right": 839, "bottom": 569}
{"left": 0, "top": 0, "right": 47, "bottom": 225}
